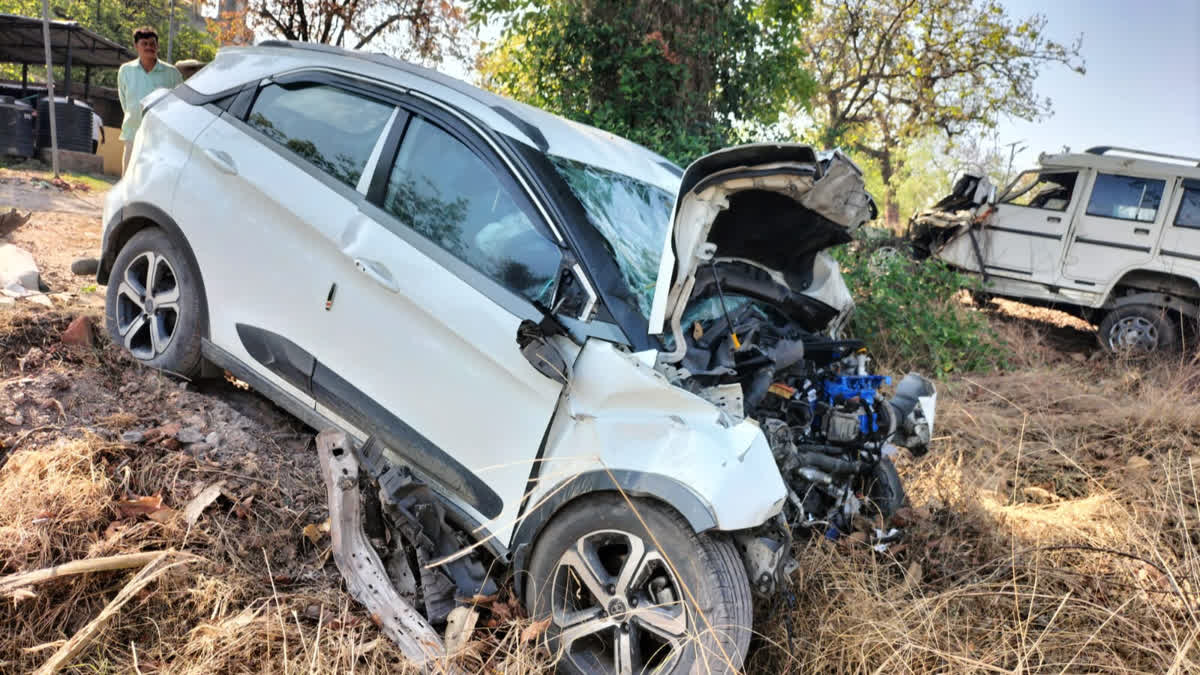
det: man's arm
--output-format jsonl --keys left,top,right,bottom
{"left": 117, "top": 65, "right": 128, "bottom": 111}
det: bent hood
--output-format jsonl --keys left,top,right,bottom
{"left": 647, "top": 144, "right": 876, "bottom": 336}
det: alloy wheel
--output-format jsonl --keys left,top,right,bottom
{"left": 114, "top": 251, "right": 181, "bottom": 360}
{"left": 549, "top": 529, "right": 689, "bottom": 674}
{"left": 1107, "top": 316, "right": 1159, "bottom": 352}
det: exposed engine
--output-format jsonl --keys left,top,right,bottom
{"left": 663, "top": 296, "right": 935, "bottom": 567}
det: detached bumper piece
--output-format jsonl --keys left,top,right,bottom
{"left": 316, "top": 430, "right": 447, "bottom": 667}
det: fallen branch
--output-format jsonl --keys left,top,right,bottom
{"left": 33, "top": 550, "right": 196, "bottom": 674}
{"left": 0, "top": 550, "right": 189, "bottom": 597}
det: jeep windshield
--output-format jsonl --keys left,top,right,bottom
{"left": 549, "top": 155, "right": 676, "bottom": 321}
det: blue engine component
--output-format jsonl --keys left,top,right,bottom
{"left": 823, "top": 374, "right": 891, "bottom": 434}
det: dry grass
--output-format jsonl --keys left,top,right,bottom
{"left": 3, "top": 300, "right": 1200, "bottom": 673}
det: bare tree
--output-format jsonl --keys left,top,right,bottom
{"left": 249, "top": 0, "right": 466, "bottom": 60}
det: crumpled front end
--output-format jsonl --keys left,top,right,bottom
{"left": 907, "top": 173, "right": 995, "bottom": 260}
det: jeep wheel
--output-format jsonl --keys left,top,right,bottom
{"left": 1098, "top": 305, "right": 1179, "bottom": 355}
{"left": 105, "top": 228, "right": 206, "bottom": 377}
{"left": 526, "top": 495, "right": 752, "bottom": 674}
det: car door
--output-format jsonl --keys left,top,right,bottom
{"left": 1157, "top": 178, "right": 1200, "bottom": 271}
{"left": 172, "top": 76, "right": 400, "bottom": 414}
{"left": 1062, "top": 171, "right": 1169, "bottom": 284}
{"left": 985, "top": 170, "right": 1081, "bottom": 282}
{"left": 309, "top": 104, "right": 569, "bottom": 538}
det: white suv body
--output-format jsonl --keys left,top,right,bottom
{"left": 102, "top": 42, "right": 932, "bottom": 672}
{"left": 912, "top": 147, "right": 1200, "bottom": 351}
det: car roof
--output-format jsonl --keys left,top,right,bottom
{"left": 185, "top": 41, "right": 683, "bottom": 194}
{"left": 1038, "top": 146, "right": 1200, "bottom": 181}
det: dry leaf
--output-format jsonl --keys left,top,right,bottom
{"left": 147, "top": 509, "right": 176, "bottom": 523}
{"left": 116, "top": 494, "right": 167, "bottom": 519}
{"left": 521, "top": 617, "right": 551, "bottom": 643}
{"left": 444, "top": 606, "right": 479, "bottom": 654}
{"left": 103, "top": 521, "right": 124, "bottom": 539}
{"left": 233, "top": 496, "right": 254, "bottom": 519}
{"left": 183, "top": 482, "right": 225, "bottom": 527}
{"left": 302, "top": 521, "right": 328, "bottom": 547}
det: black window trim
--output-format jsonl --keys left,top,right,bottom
{"left": 1083, "top": 172, "right": 1168, "bottom": 224}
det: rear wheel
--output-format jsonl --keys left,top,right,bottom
{"left": 526, "top": 494, "right": 752, "bottom": 675}
{"left": 1098, "top": 305, "right": 1179, "bottom": 355}
{"left": 104, "top": 228, "right": 206, "bottom": 377}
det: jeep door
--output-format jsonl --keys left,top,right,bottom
{"left": 1062, "top": 172, "right": 1169, "bottom": 284}
{"left": 1157, "top": 178, "right": 1200, "bottom": 271}
{"left": 313, "top": 101, "right": 569, "bottom": 540}
{"left": 988, "top": 170, "right": 1081, "bottom": 282}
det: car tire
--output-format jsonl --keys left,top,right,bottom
{"left": 1098, "top": 305, "right": 1179, "bottom": 355}
{"left": 525, "top": 494, "right": 752, "bottom": 675}
{"left": 865, "top": 456, "right": 907, "bottom": 519}
{"left": 104, "top": 228, "right": 206, "bottom": 377}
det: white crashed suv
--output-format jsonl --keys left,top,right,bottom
{"left": 101, "top": 41, "right": 936, "bottom": 673}
{"left": 910, "top": 147, "right": 1200, "bottom": 353}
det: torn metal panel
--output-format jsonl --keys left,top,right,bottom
{"left": 315, "top": 430, "right": 450, "bottom": 669}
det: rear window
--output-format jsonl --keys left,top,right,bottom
{"left": 1175, "top": 185, "right": 1200, "bottom": 229}
{"left": 1085, "top": 173, "right": 1166, "bottom": 222}
{"left": 247, "top": 83, "right": 393, "bottom": 188}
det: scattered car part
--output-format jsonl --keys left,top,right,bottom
{"left": 315, "top": 429, "right": 449, "bottom": 668}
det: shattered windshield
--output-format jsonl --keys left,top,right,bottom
{"left": 549, "top": 156, "right": 675, "bottom": 320}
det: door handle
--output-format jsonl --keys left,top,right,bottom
{"left": 202, "top": 148, "right": 238, "bottom": 175}
{"left": 1046, "top": 216, "right": 1061, "bottom": 223}
{"left": 1134, "top": 227, "right": 1150, "bottom": 235}
{"left": 354, "top": 258, "right": 399, "bottom": 292}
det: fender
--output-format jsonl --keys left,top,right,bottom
{"left": 98, "top": 202, "right": 210, "bottom": 337}
{"left": 509, "top": 469, "right": 718, "bottom": 600}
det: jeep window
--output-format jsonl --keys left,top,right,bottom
{"left": 1001, "top": 171, "right": 1077, "bottom": 210}
{"left": 549, "top": 156, "right": 673, "bottom": 320}
{"left": 1174, "top": 184, "right": 1200, "bottom": 229}
{"left": 247, "top": 83, "right": 394, "bottom": 188}
{"left": 383, "top": 116, "right": 561, "bottom": 304}
{"left": 1085, "top": 173, "right": 1166, "bottom": 222}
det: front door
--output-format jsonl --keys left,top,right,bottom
{"left": 313, "top": 107, "right": 569, "bottom": 541}
{"left": 985, "top": 170, "right": 1081, "bottom": 282}
{"left": 1157, "top": 178, "right": 1200, "bottom": 272}
{"left": 1063, "top": 171, "right": 1169, "bottom": 283}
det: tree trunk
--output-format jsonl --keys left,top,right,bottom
{"left": 880, "top": 150, "right": 901, "bottom": 229}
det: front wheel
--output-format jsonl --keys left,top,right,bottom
{"left": 526, "top": 494, "right": 752, "bottom": 674}
{"left": 1098, "top": 305, "right": 1179, "bottom": 355}
{"left": 104, "top": 228, "right": 206, "bottom": 377}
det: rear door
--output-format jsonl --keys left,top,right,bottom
{"left": 172, "top": 75, "right": 399, "bottom": 414}
{"left": 1158, "top": 178, "right": 1200, "bottom": 272}
{"left": 985, "top": 170, "right": 1081, "bottom": 282}
{"left": 1062, "top": 172, "right": 1169, "bottom": 284}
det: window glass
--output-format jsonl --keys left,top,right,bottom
{"left": 383, "top": 116, "right": 561, "bottom": 304}
{"left": 1175, "top": 187, "right": 1200, "bottom": 229}
{"left": 248, "top": 83, "right": 393, "bottom": 188}
{"left": 1085, "top": 173, "right": 1166, "bottom": 222}
{"left": 1002, "top": 171, "right": 1077, "bottom": 211}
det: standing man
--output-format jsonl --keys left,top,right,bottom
{"left": 117, "top": 26, "right": 181, "bottom": 174}
{"left": 90, "top": 108, "right": 104, "bottom": 155}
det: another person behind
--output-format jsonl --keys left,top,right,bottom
{"left": 117, "top": 26, "right": 181, "bottom": 174}
{"left": 90, "top": 108, "right": 104, "bottom": 155}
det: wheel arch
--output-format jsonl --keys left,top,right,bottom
{"left": 509, "top": 470, "right": 719, "bottom": 602}
{"left": 99, "top": 202, "right": 211, "bottom": 337}
{"left": 1102, "top": 269, "right": 1200, "bottom": 319}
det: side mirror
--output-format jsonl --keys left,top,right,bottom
{"left": 517, "top": 320, "right": 570, "bottom": 385}
{"left": 551, "top": 263, "right": 598, "bottom": 322}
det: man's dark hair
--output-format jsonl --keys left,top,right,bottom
{"left": 132, "top": 26, "right": 158, "bottom": 44}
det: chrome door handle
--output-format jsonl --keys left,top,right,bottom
{"left": 354, "top": 258, "right": 399, "bottom": 292}
{"left": 202, "top": 148, "right": 238, "bottom": 175}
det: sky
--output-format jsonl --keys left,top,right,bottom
{"left": 993, "top": 0, "right": 1200, "bottom": 168}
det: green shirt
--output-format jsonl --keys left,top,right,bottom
{"left": 117, "top": 59, "right": 183, "bottom": 141}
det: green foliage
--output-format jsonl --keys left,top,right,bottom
{"left": 835, "top": 240, "right": 1008, "bottom": 375}
{"left": 476, "top": 0, "right": 815, "bottom": 164}
{"left": 0, "top": 0, "right": 217, "bottom": 88}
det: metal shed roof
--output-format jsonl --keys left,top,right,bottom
{"left": 0, "top": 13, "right": 132, "bottom": 67}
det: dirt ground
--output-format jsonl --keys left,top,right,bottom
{"left": 1, "top": 176, "right": 1199, "bottom": 673}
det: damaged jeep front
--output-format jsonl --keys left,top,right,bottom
{"left": 649, "top": 144, "right": 938, "bottom": 592}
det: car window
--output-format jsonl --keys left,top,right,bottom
{"left": 1085, "top": 173, "right": 1166, "bottom": 222}
{"left": 383, "top": 116, "right": 561, "bottom": 305}
{"left": 1174, "top": 185, "right": 1200, "bottom": 229}
{"left": 1002, "top": 171, "right": 1077, "bottom": 211}
{"left": 248, "top": 83, "right": 393, "bottom": 188}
